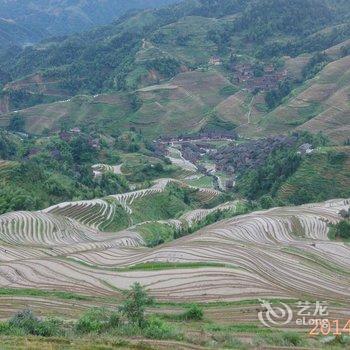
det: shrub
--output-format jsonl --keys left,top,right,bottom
{"left": 181, "top": 304, "right": 204, "bottom": 321}
{"left": 259, "top": 195, "right": 274, "bottom": 209}
{"left": 8, "top": 115, "right": 25, "bottom": 132}
{"left": 32, "top": 318, "right": 63, "bottom": 337}
{"left": 8, "top": 309, "right": 62, "bottom": 337}
{"left": 330, "top": 220, "right": 350, "bottom": 239}
{"left": 9, "top": 309, "right": 39, "bottom": 334}
{"left": 336, "top": 220, "right": 350, "bottom": 239}
{"left": 255, "top": 331, "right": 305, "bottom": 347}
{"left": 75, "top": 308, "right": 120, "bottom": 334}
{"left": 143, "top": 317, "right": 179, "bottom": 340}
{"left": 280, "top": 331, "right": 304, "bottom": 346}
{"left": 213, "top": 332, "right": 247, "bottom": 349}
{"left": 0, "top": 322, "right": 17, "bottom": 335}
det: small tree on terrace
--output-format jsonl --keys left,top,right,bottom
{"left": 8, "top": 115, "right": 25, "bottom": 132}
{"left": 119, "top": 282, "right": 154, "bottom": 328}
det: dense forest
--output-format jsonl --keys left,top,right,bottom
{"left": 0, "top": 0, "right": 179, "bottom": 52}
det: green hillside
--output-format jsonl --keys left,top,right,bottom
{"left": 3, "top": 0, "right": 349, "bottom": 92}
{"left": 0, "top": 18, "right": 41, "bottom": 53}
{"left": 0, "top": 0, "right": 349, "bottom": 144}
{"left": 254, "top": 55, "right": 350, "bottom": 144}
{"left": 0, "top": 70, "right": 237, "bottom": 138}
{"left": 1, "top": 3, "right": 350, "bottom": 348}
{"left": 0, "top": 1, "right": 179, "bottom": 52}
{"left": 277, "top": 147, "right": 350, "bottom": 204}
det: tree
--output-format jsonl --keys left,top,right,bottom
{"left": 340, "top": 45, "right": 350, "bottom": 58}
{"left": 333, "top": 220, "right": 350, "bottom": 239}
{"left": 265, "top": 78, "right": 292, "bottom": 109}
{"left": 259, "top": 195, "right": 274, "bottom": 209}
{"left": 119, "top": 282, "right": 154, "bottom": 328}
{"left": 181, "top": 304, "right": 203, "bottom": 320}
{"left": 8, "top": 115, "right": 25, "bottom": 132}
{"left": 130, "top": 93, "right": 142, "bottom": 111}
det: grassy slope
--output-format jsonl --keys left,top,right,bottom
{"left": 256, "top": 55, "right": 350, "bottom": 144}
{"left": 100, "top": 183, "right": 220, "bottom": 236}
{"left": 130, "top": 186, "right": 200, "bottom": 224}
{"left": 136, "top": 15, "right": 231, "bottom": 66}
{"left": 1, "top": 2, "right": 349, "bottom": 144}
{"left": 0, "top": 18, "right": 41, "bottom": 51}
{"left": 277, "top": 146, "right": 350, "bottom": 203}
{"left": 0, "top": 69, "right": 234, "bottom": 138}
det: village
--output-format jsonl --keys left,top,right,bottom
{"left": 155, "top": 132, "right": 313, "bottom": 191}
{"left": 209, "top": 56, "right": 288, "bottom": 92}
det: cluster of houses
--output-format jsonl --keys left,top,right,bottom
{"left": 207, "top": 55, "right": 288, "bottom": 92}
{"left": 233, "top": 63, "right": 288, "bottom": 92}
{"left": 59, "top": 127, "right": 101, "bottom": 150}
{"left": 211, "top": 135, "right": 298, "bottom": 174}
{"left": 157, "top": 130, "right": 237, "bottom": 144}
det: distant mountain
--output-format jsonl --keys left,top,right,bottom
{"left": 0, "top": 17, "right": 42, "bottom": 48}
{"left": 0, "top": 0, "right": 179, "bottom": 50}
{"left": 1, "top": 0, "right": 350, "bottom": 144}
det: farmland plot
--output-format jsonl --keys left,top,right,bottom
{"left": 0, "top": 178, "right": 349, "bottom": 304}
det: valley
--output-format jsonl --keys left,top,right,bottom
{"left": 0, "top": 0, "right": 350, "bottom": 349}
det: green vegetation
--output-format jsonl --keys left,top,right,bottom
{"left": 179, "top": 304, "right": 204, "bottom": 321}
{"left": 0, "top": 0, "right": 179, "bottom": 54}
{"left": 277, "top": 147, "right": 350, "bottom": 205}
{"left": 4, "top": 309, "right": 63, "bottom": 337}
{"left": 203, "top": 110, "right": 237, "bottom": 132}
{"left": 119, "top": 261, "right": 230, "bottom": 271}
{"left": 8, "top": 115, "right": 25, "bottom": 132}
{"left": 119, "top": 283, "right": 154, "bottom": 328}
{"left": 2, "top": 90, "right": 60, "bottom": 112}
{"left": 0, "top": 283, "right": 179, "bottom": 342}
{"left": 219, "top": 85, "right": 239, "bottom": 97}
{"left": 0, "top": 132, "right": 129, "bottom": 214}
{"left": 329, "top": 220, "right": 350, "bottom": 240}
{"left": 254, "top": 331, "right": 305, "bottom": 347}
{"left": 302, "top": 51, "right": 329, "bottom": 80}
{"left": 265, "top": 78, "right": 292, "bottom": 109}
{"left": 137, "top": 222, "right": 176, "bottom": 247}
{"left": 0, "top": 128, "right": 186, "bottom": 215}
{"left": 75, "top": 308, "right": 120, "bottom": 335}
{"left": 0, "top": 288, "right": 92, "bottom": 301}
{"left": 131, "top": 184, "right": 200, "bottom": 224}
{"left": 99, "top": 203, "right": 131, "bottom": 232}
{"left": 0, "top": 291, "right": 326, "bottom": 349}
{"left": 235, "top": 132, "right": 333, "bottom": 204}
{"left": 236, "top": 148, "right": 301, "bottom": 201}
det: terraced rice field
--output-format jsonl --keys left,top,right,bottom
{"left": 0, "top": 174, "right": 349, "bottom": 307}
{"left": 92, "top": 163, "right": 123, "bottom": 176}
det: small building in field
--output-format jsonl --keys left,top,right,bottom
{"left": 298, "top": 143, "right": 313, "bottom": 155}
{"left": 209, "top": 56, "right": 222, "bottom": 66}
{"left": 70, "top": 127, "right": 82, "bottom": 134}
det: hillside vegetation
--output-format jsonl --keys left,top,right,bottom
{"left": 277, "top": 147, "right": 350, "bottom": 204}
{"left": 255, "top": 55, "right": 350, "bottom": 144}
{"left": 1, "top": 2, "right": 350, "bottom": 348}
{"left": 0, "top": 0, "right": 349, "bottom": 144}
{"left": 0, "top": 0, "right": 178, "bottom": 53}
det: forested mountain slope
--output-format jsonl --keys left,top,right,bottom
{"left": 0, "top": 0, "right": 350, "bottom": 144}
{"left": 0, "top": 17, "right": 41, "bottom": 48}
{"left": 0, "top": 0, "right": 179, "bottom": 52}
